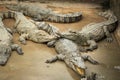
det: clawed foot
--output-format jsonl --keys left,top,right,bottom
{"left": 79, "top": 47, "right": 88, "bottom": 52}
{"left": 84, "top": 46, "right": 98, "bottom": 52}
{"left": 68, "top": 29, "right": 77, "bottom": 33}
{"left": 17, "top": 48, "right": 24, "bottom": 55}
{"left": 45, "top": 59, "right": 53, "bottom": 63}
{"left": 87, "top": 72, "right": 97, "bottom": 80}
{"left": 92, "top": 60, "right": 99, "bottom": 65}
{"left": 84, "top": 47, "right": 94, "bottom": 52}
{"left": 106, "top": 37, "right": 113, "bottom": 42}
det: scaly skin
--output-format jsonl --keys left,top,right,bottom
{"left": 0, "top": 14, "right": 23, "bottom": 66}
{"left": 6, "top": 3, "right": 82, "bottom": 23}
{"left": 33, "top": 21, "right": 60, "bottom": 37}
{"left": 46, "top": 38, "right": 98, "bottom": 78}
{"left": 2, "top": 11, "right": 58, "bottom": 45}
{"left": 59, "top": 10, "right": 118, "bottom": 51}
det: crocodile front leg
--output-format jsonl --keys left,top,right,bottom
{"left": 103, "top": 26, "right": 113, "bottom": 42}
{"left": 45, "top": 54, "right": 65, "bottom": 63}
{"left": 85, "top": 40, "right": 98, "bottom": 51}
{"left": 11, "top": 44, "right": 24, "bottom": 55}
{"left": 81, "top": 54, "right": 99, "bottom": 64}
{"left": 19, "top": 33, "right": 29, "bottom": 45}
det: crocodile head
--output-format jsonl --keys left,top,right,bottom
{"left": 65, "top": 54, "right": 86, "bottom": 77}
{"left": 60, "top": 31, "right": 88, "bottom": 46}
{"left": 0, "top": 43, "right": 12, "bottom": 66}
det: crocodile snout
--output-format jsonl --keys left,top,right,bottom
{"left": 0, "top": 57, "right": 8, "bottom": 66}
{"left": 74, "top": 64, "right": 86, "bottom": 77}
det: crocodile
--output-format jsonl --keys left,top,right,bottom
{"left": 2, "top": 11, "right": 59, "bottom": 45}
{"left": 0, "top": 13, "right": 23, "bottom": 66}
{"left": 58, "top": 10, "right": 118, "bottom": 51}
{"left": 46, "top": 38, "right": 98, "bottom": 78}
{"left": 6, "top": 3, "right": 82, "bottom": 23}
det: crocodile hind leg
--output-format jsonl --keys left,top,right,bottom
{"left": 84, "top": 40, "right": 98, "bottom": 51}
{"left": 11, "top": 44, "right": 24, "bottom": 55}
{"left": 81, "top": 54, "right": 99, "bottom": 64}
{"left": 103, "top": 26, "right": 113, "bottom": 42}
{"left": 19, "top": 33, "right": 29, "bottom": 45}
{"left": 45, "top": 54, "right": 65, "bottom": 63}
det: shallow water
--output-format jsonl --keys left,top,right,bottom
{"left": 0, "top": 1, "right": 120, "bottom": 80}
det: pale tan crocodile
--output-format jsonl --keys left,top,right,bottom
{"left": 2, "top": 11, "right": 58, "bottom": 45}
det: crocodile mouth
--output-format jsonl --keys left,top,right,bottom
{"left": 74, "top": 65, "right": 85, "bottom": 77}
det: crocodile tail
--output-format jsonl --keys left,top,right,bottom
{"left": 0, "top": 11, "right": 15, "bottom": 20}
{"left": 47, "top": 12, "right": 82, "bottom": 23}
{"left": 6, "top": 4, "right": 20, "bottom": 11}
{"left": 36, "top": 22, "right": 59, "bottom": 35}
{"left": 98, "top": 10, "right": 118, "bottom": 22}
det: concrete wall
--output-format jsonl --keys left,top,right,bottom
{"left": 110, "top": 0, "right": 120, "bottom": 45}
{"left": 110, "top": 0, "right": 120, "bottom": 21}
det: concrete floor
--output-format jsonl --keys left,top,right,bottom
{"left": 0, "top": 1, "right": 120, "bottom": 80}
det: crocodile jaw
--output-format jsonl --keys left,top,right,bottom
{"left": 74, "top": 64, "right": 85, "bottom": 77}
{"left": 65, "top": 56, "right": 86, "bottom": 77}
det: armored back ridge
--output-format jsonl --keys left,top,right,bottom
{"left": 6, "top": 3, "right": 82, "bottom": 23}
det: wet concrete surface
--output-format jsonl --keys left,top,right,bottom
{"left": 0, "top": 1, "right": 120, "bottom": 80}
